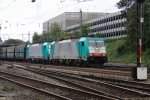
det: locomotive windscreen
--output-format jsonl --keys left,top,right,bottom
{"left": 88, "top": 40, "right": 104, "bottom": 47}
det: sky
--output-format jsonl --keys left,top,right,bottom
{"left": 0, "top": 0, "right": 120, "bottom": 42}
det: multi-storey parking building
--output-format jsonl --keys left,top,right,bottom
{"left": 43, "top": 11, "right": 127, "bottom": 39}
{"left": 66, "top": 11, "right": 127, "bottom": 39}
{"left": 43, "top": 12, "right": 109, "bottom": 33}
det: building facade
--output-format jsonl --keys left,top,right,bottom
{"left": 43, "top": 12, "right": 109, "bottom": 33}
{"left": 66, "top": 11, "right": 127, "bottom": 39}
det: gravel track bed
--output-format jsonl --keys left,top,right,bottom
{"left": 1, "top": 62, "right": 150, "bottom": 100}
{"left": 44, "top": 72, "right": 142, "bottom": 99}
{"left": 0, "top": 78, "right": 54, "bottom": 100}
{"left": 14, "top": 65, "right": 143, "bottom": 99}
{"left": 31, "top": 65, "right": 132, "bottom": 81}
{"left": 20, "top": 65, "right": 150, "bottom": 99}
{"left": 0, "top": 64, "right": 106, "bottom": 100}
{"left": 0, "top": 65, "right": 71, "bottom": 100}
{"left": 1, "top": 73, "right": 100, "bottom": 100}
{"left": 1, "top": 64, "right": 68, "bottom": 87}
{"left": 3, "top": 62, "right": 132, "bottom": 80}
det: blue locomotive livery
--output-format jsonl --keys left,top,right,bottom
{"left": 0, "top": 37, "right": 108, "bottom": 66}
{"left": 49, "top": 37, "right": 107, "bottom": 65}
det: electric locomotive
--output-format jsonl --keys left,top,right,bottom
{"left": 49, "top": 37, "right": 107, "bottom": 65}
{"left": 0, "top": 37, "right": 108, "bottom": 66}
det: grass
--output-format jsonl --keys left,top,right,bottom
{"left": 2, "top": 84, "right": 15, "bottom": 92}
{"left": 105, "top": 38, "right": 150, "bottom": 66}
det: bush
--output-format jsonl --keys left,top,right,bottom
{"left": 106, "top": 38, "right": 150, "bottom": 66}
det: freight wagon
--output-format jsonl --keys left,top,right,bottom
{"left": 15, "top": 45, "right": 27, "bottom": 62}
{"left": 7, "top": 46, "right": 15, "bottom": 61}
{"left": 0, "top": 47, "right": 7, "bottom": 60}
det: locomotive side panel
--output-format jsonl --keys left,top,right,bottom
{"left": 27, "top": 44, "right": 43, "bottom": 59}
{"left": 53, "top": 39, "right": 79, "bottom": 60}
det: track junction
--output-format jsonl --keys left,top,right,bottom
{"left": 0, "top": 61, "right": 149, "bottom": 100}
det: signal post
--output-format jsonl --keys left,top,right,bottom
{"left": 135, "top": 0, "right": 147, "bottom": 80}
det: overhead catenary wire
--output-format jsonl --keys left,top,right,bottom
{"left": 24, "top": 0, "right": 119, "bottom": 25}
{"left": 1, "top": 0, "right": 119, "bottom": 26}
{"left": 0, "top": 0, "right": 120, "bottom": 42}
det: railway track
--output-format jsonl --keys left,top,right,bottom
{"left": 1, "top": 61, "right": 150, "bottom": 99}
{"left": 81, "top": 74, "right": 150, "bottom": 94}
{"left": 12, "top": 64, "right": 150, "bottom": 99}
{"left": 0, "top": 70, "right": 119, "bottom": 100}
{"left": 0, "top": 72, "right": 69, "bottom": 100}
{"left": 2, "top": 61, "right": 132, "bottom": 78}
{"left": 88, "top": 76, "right": 150, "bottom": 94}
{"left": 1, "top": 61, "right": 134, "bottom": 72}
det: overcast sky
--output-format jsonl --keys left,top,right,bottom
{"left": 0, "top": 0, "right": 120, "bottom": 42}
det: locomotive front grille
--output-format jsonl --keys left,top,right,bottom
{"left": 95, "top": 49, "right": 100, "bottom": 53}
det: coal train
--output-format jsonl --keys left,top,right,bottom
{"left": 0, "top": 37, "right": 108, "bottom": 66}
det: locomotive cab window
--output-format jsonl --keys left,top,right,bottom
{"left": 82, "top": 41, "right": 84, "bottom": 46}
{"left": 88, "top": 41, "right": 104, "bottom": 47}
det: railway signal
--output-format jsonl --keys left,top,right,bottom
{"left": 136, "top": 0, "right": 143, "bottom": 67}
{"left": 135, "top": 0, "right": 147, "bottom": 80}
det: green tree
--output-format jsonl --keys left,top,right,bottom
{"left": 117, "top": 0, "right": 135, "bottom": 9}
{"left": 39, "top": 32, "right": 52, "bottom": 43}
{"left": 32, "top": 32, "right": 40, "bottom": 43}
{"left": 117, "top": 0, "right": 150, "bottom": 52}
{"left": 32, "top": 23, "right": 69, "bottom": 42}
{"left": 126, "top": 5, "right": 137, "bottom": 52}
{"left": 73, "top": 30, "right": 80, "bottom": 37}
{"left": 32, "top": 32, "right": 52, "bottom": 43}
{"left": 32, "top": 23, "right": 90, "bottom": 43}
{"left": 25, "top": 41, "right": 31, "bottom": 44}
{"left": 4, "top": 39, "right": 25, "bottom": 45}
{"left": 58, "top": 31, "right": 69, "bottom": 40}
{"left": 50, "top": 23, "right": 62, "bottom": 41}
{"left": 82, "top": 23, "right": 90, "bottom": 36}
{"left": 143, "top": 1, "right": 150, "bottom": 49}
{"left": 72, "top": 23, "right": 90, "bottom": 37}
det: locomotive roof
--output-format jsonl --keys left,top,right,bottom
{"left": 79, "top": 37, "right": 104, "bottom": 41}
{"left": 43, "top": 42, "right": 50, "bottom": 45}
